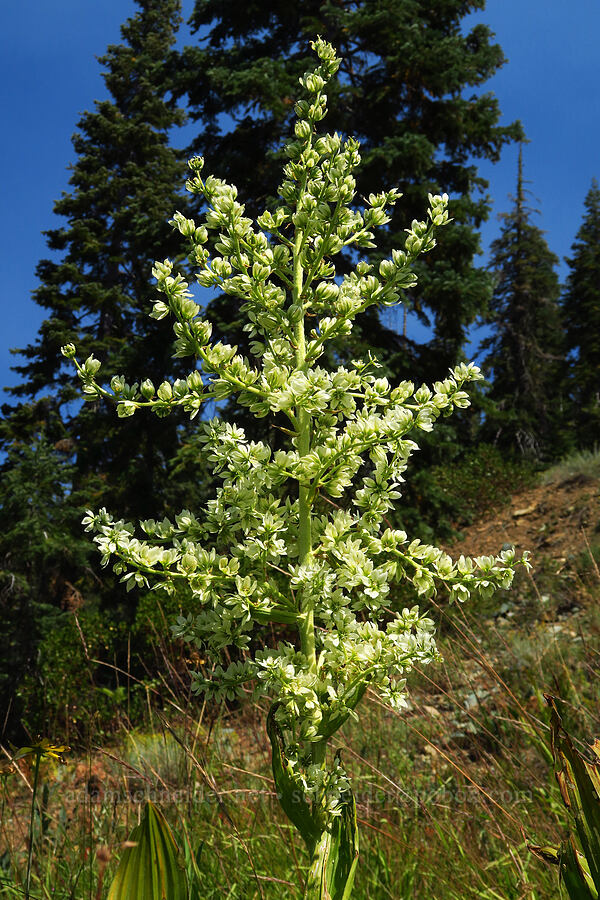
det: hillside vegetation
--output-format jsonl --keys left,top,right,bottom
{"left": 1, "top": 454, "right": 599, "bottom": 898}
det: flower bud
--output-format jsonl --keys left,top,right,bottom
{"left": 379, "top": 259, "right": 396, "bottom": 279}
{"left": 140, "top": 379, "right": 155, "bottom": 399}
{"left": 84, "top": 356, "right": 101, "bottom": 376}
{"left": 295, "top": 120, "right": 312, "bottom": 140}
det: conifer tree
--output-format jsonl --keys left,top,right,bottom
{"left": 480, "top": 149, "right": 565, "bottom": 458}
{"left": 0, "top": 436, "right": 92, "bottom": 739}
{"left": 3, "top": 0, "right": 190, "bottom": 518}
{"left": 177, "top": 0, "right": 523, "bottom": 384}
{"left": 561, "top": 179, "right": 600, "bottom": 448}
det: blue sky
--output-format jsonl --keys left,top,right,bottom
{"left": 1, "top": 0, "right": 598, "bottom": 394}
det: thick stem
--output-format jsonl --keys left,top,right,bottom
{"left": 292, "top": 172, "right": 329, "bottom": 791}
{"left": 293, "top": 226, "right": 316, "bottom": 676}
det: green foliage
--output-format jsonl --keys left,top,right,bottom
{"left": 304, "top": 779, "right": 359, "bottom": 900}
{"left": 0, "top": 437, "right": 203, "bottom": 743}
{"left": 64, "top": 40, "right": 528, "bottom": 894}
{"left": 416, "top": 443, "right": 536, "bottom": 536}
{"left": 528, "top": 696, "right": 600, "bottom": 899}
{"left": 133, "top": 589, "right": 198, "bottom": 639}
{"left": 17, "top": 608, "right": 128, "bottom": 739}
{"left": 562, "top": 179, "right": 600, "bottom": 449}
{"left": 0, "top": 436, "right": 87, "bottom": 600}
{"left": 107, "top": 801, "right": 188, "bottom": 900}
{"left": 0, "top": 435, "right": 93, "bottom": 739}
{"left": 267, "top": 705, "right": 321, "bottom": 851}
{"left": 480, "top": 149, "right": 567, "bottom": 460}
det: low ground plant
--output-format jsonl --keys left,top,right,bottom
{"left": 541, "top": 446, "right": 600, "bottom": 486}
{"left": 417, "top": 443, "right": 536, "bottom": 535}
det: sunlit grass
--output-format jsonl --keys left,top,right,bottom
{"left": 541, "top": 445, "right": 600, "bottom": 485}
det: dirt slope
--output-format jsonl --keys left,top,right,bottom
{"left": 448, "top": 472, "right": 600, "bottom": 568}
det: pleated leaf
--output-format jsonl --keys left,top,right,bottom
{"left": 107, "top": 801, "right": 188, "bottom": 900}
{"left": 528, "top": 696, "right": 600, "bottom": 900}
{"left": 560, "top": 838, "right": 599, "bottom": 900}
{"left": 549, "top": 696, "right": 600, "bottom": 893}
{"left": 304, "top": 787, "right": 359, "bottom": 900}
{"left": 267, "top": 704, "right": 320, "bottom": 851}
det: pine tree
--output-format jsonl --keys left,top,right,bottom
{"left": 177, "top": 0, "right": 523, "bottom": 384}
{"left": 2, "top": 0, "right": 192, "bottom": 518}
{"left": 0, "top": 436, "right": 93, "bottom": 739}
{"left": 480, "top": 149, "right": 565, "bottom": 459}
{"left": 561, "top": 179, "right": 600, "bottom": 448}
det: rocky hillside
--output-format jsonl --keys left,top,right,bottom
{"left": 450, "top": 469, "right": 599, "bottom": 576}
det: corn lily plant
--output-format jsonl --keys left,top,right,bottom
{"left": 62, "top": 39, "right": 528, "bottom": 898}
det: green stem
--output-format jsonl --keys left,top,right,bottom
{"left": 293, "top": 225, "right": 316, "bottom": 676}
{"left": 293, "top": 215, "right": 329, "bottom": 781}
{"left": 290, "top": 142, "right": 332, "bottom": 793}
{"left": 25, "top": 752, "right": 41, "bottom": 900}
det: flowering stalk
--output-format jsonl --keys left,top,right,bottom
{"left": 62, "top": 38, "right": 529, "bottom": 898}
{"left": 12, "top": 740, "right": 70, "bottom": 899}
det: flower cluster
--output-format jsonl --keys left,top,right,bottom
{"left": 63, "top": 38, "right": 528, "bottom": 809}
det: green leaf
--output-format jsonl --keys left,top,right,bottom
{"left": 304, "top": 776, "right": 359, "bottom": 900}
{"left": 318, "top": 683, "right": 367, "bottom": 741}
{"left": 560, "top": 838, "right": 598, "bottom": 900}
{"left": 180, "top": 818, "right": 205, "bottom": 900}
{"left": 528, "top": 697, "right": 600, "bottom": 899}
{"left": 267, "top": 704, "right": 320, "bottom": 851}
{"left": 549, "top": 696, "right": 600, "bottom": 893}
{"left": 107, "top": 801, "right": 188, "bottom": 900}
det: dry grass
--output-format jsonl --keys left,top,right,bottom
{"left": 541, "top": 446, "right": 600, "bottom": 486}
